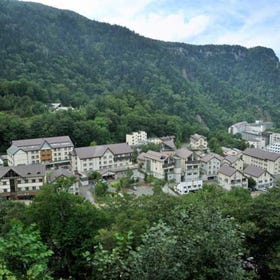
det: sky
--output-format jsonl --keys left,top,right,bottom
{"left": 21, "top": 0, "right": 280, "bottom": 58}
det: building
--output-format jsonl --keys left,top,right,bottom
{"left": 222, "top": 155, "right": 244, "bottom": 171}
{"left": 47, "top": 167, "right": 79, "bottom": 195}
{"left": 160, "top": 136, "right": 176, "bottom": 155}
{"left": 174, "top": 148, "right": 200, "bottom": 182}
{"left": 137, "top": 150, "right": 175, "bottom": 180}
{"left": 126, "top": 131, "right": 147, "bottom": 146}
{"left": 7, "top": 136, "right": 74, "bottom": 166}
{"left": 71, "top": 143, "right": 133, "bottom": 175}
{"left": 0, "top": 164, "right": 46, "bottom": 199}
{"left": 266, "top": 142, "right": 280, "bottom": 154}
{"left": 242, "top": 148, "right": 280, "bottom": 176}
{"left": 175, "top": 179, "right": 203, "bottom": 195}
{"left": 218, "top": 165, "right": 248, "bottom": 190}
{"left": 243, "top": 165, "right": 274, "bottom": 191}
{"left": 269, "top": 133, "right": 280, "bottom": 145}
{"left": 190, "top": 134, "right": 208, "bottom": 151}
{"left": 200, "top": 153, "right": 223, "bottom": 181}
{"left": 221, "top": 147, "right": 242, "bottom": 156}
{"left": 228, "top": 121, "right": 248, "bottom": 135}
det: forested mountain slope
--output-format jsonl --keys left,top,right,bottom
{"left": 0, "top": 0, "right": 279, "bottom": 149}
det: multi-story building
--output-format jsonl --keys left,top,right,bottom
{"left": 228, "top": 121, "right": 248, "bottom": 135}
{"left": 190, "top": 134, "right": 208, "bottom": 151}
{"left": 7, "top": 136, "right": 74, "bottom": 166}
{"left": 200, "top": 153, "right": 223, "bottom": 181}
{"left": 71, "top": 143, "right": 133, "bottom": 175}
{"left": 137, "top": 150, "right": 175, "bottom": 180}
{"left": 269, "top": 133, "right": 280, "bottom": 145}
{"left": 174, "top": 148, "right": 200, "bottom": 182}
{"left": 222, "top": 155, "right": 244, "bottom": 171}
{"left": 126, "top": 131, "right": 147, "bottom": 146}
{"left": 175, "top": 179, "right": 203, "bottom": 195}
{"left": 242, "top": 148, "right": 280, "bottom": 176}
{"left": 243, "top": 165, "right": 274, "bottom": 191}
{"left": 0, "top": 164, "right": 46, "bottom": 199}
{"left": 218, "top": 165, "right": 248, "bottom": 190}
{"left": 266, "top": 142, "right": 280, "bottom": 154}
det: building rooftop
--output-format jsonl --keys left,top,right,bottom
{"left": 218, "top": 165, "right": 238, "bottom": 177}
{"left": 243, "top": 148, "right": 280, "bottom": 161}
{"left": 73, "top": 143, "right": 132, "bottom": 160}
{"left": 201, "top": 153, "right": 223, "bottom": 163}
{"left": 0, "top": 164, "right": 46, "bottom": 179}
{"left": 243, "top": 165, "right": 268, "bottom": 178}
{"left": 175, "top": 148, "right": 193, "bottom": 159}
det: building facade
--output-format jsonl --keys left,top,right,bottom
{"left": 218, "top": 165, "right": 248, "bottom": 190}
{"left": 7, "top": 136, "right": 74, "bottom": 166}
{"left": 0, "top": 164, "right": 46, "bottom": 199}
{"left": 190, "top": 134, "right": 208, "bottom": 151}
{"left": 242, "top": 148, "right": 280, "bottom": 176}
{"left": 126, "top": 131, "right": 147, "bottom": 146}
{"left": 71, "top": 143, "right": 133, "bottom": 174}
{"left": 137, "top": 150, "right": 175, "bottom": 180}
{"left": 243, "top": 165, "right": 274, "bottom": 191}
{"left": 200, "top": 153, "right": 223, "bottom": 181}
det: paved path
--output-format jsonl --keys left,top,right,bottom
{"left": 79, "top": 185, "right": 95, "bottom": 203}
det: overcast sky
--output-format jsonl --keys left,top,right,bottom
{"left": 22, "top": 0, "right": 280, "bottom": 58}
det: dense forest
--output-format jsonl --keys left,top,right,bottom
{"left": 0, "top": 0, "right": 279, "bottom": 151}
{"left": 1, "top": 178, "right": 280, "bottom": 279}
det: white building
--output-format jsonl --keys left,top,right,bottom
{"left": 7, "top": 136, "right": 74, "bottom": 166}
{"left": 174, "top": 148, "right": 200, "bottom": 182}
{"left": 218, "top": 165, "right": 248, "bottom": 191}
{"left": 269, "top": 133, "right": 280, "bottom": 145}
{"left": 126, "top": 131, "right": 147, "bottom": 146}
{"left": 175, "top": 179, "right": 203, "bottom": 195}
{"left": 200, "top": 153, "right": 223, "bottom": 181}
{"left": 242, "top": 148, "right": 280, "bottom": 176}
{"left": 243, "top": 165, "right": 274, "bottom": 191}
{"left": 0, "top": 164, "right": 46, "bottom": 199}
{"left": 71, "top": 143, "right": 133, "bottom": 175}
{"left": 266, "top": 142, "right": 280, "bottom": 154}
{"left": 228, "top": 121, "right": 248, "bottom": 135}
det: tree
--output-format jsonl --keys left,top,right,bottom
{"left": 0, "top": 223, "right": 53, "bottom": 280}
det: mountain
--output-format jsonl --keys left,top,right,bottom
{"left": 0, "top": 0, "right": 280, "bottom": 149}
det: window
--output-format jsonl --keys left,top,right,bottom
{"left": 3, "top": 181, "right": 7, "bottom": 185}
{"left": 25, "top": 187, "right": 29, "bottom": 191}
{"left": 32, "top": 186, "right": 36, "bottom": 190}
{"left": 39, "top": 179, "right": 43, "bottom": 182}
{"left": 32, "top": 179, "right": 36, "bottom": 183}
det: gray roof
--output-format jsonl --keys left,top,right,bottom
{"left": 218, "top": 165, "right": 238, "bottom": 177}
{"left": 162, "top": 139, "right": 176, "bottom": 150}
{"left": 243, "top": 165, "right": 267, "bottom": 178}
{"left": 243, "top": 148, "right": 280, "bottom": 161}
{"left": 140, "top": 150, "right": 168, "bottom": 161}
{"left": 224, "top": 155, "right": 239, "bottom": 164}
{"left": 74, "top": 143, "right": 132, "bottom": 160}
{"left": 48, "top": 168, "right": 75, "bottom": 182}
{"left": 8, "top": 136, "right": 73, "bottom": 154}
{"left": 0, "top": 164, "right": 46, "bottom": 179}
{"left": 175, "top": 148, "right": 193, "bottom": 159}
{"left": 201, "top": 153, "right": 223, "bottom": 163}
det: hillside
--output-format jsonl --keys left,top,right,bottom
{"left": 0, "top": 0, "right": 280, "bottom": 150}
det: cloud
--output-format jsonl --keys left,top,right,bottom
{"left": 129, "top": 13, "right": 211, "bottom": 42}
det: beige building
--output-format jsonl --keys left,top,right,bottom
{"left": 0, "top": 164, "right": 46, "bottom": 199}
{"left": 218, "top": 165, "right": 248, "bottom": 190}
{"left": 71, "top": 143, "right": 133, "bottom": 175}
{"left": 222, "top": 155, "right": 244, "bottom": 171}
{"left": 137, "top": 150, "right": 175, "bottom": 180}
{"left": 7, "top": 136, "right": 74, "bottom": 166}
{"left": 242, "top": 148, "right": 280, "bottom": 176}
{"left": 243, "top": 165, "right": 274, "bottom": 191}
{"left": 190, "top": 134, "right": 208, "bottom": 151}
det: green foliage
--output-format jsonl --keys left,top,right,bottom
{"left": 0, "top": 222, "right": 53, "bottom": 280}
{"left": 95, "top": 181, "right": 109, "bottom": 196}
{"left": 0, "top": 0, "right": 279, "bottom": 153}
